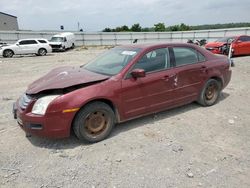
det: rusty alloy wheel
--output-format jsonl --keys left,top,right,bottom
{"left": 84, "top": 111, "right": 109, "bottom": 136}
{"left": 198, "top": 79, "right": 221, "bottom": 106}
{"left": 205, "top": 83, "right": 217, "bottom": 101}
{"left": 73, "top": 102, "right": 115, "bottom": 143}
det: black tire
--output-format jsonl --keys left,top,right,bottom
{"left": 62, "top": 46, "right": 66, "bottom": 52}
{"left": 71, "top": 43, "right": 75, "bottom": 49}
{"left": 198, "top": 79, "right": 221, "bottom": 106}
{"left": 37, "top": 48, "right": 47, "bottom": 56}
{"left": 3, "top": 49, "right": 14, "bottom": 58}
{"left": 73, "top": 102, "right": 115, "bottom": 143}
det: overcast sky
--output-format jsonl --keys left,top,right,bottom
{"left": 1, "top": 0, "right": 250, "bottom": 31}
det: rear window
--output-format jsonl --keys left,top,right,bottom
{"left": 38, "top": 40, "right": 47, "bottom": 43}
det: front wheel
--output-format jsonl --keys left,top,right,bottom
{"left": 198, "top": 79, "right": 221, "bottom": 106}
{"left": 37, "top": 48, "right": 47, "bottom": 56}
{"left": 73, "top": 102, "right": 115, "bottom": 143}
{"left": 3, "top": 49, "right": 14, "bottom": 58}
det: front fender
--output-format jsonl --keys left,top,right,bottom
{"left": 46, "top": 79, "right": 122, "bottom": 119}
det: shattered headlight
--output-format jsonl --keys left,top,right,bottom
{"left": 32, "top": 95, "right": 60, "bottom": 115}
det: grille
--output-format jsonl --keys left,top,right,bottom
{"left": 19, "top": 93, "right": 32, "bottom": 110}
{"left": 51, "top": 44, "right": 62, "bottom": 49}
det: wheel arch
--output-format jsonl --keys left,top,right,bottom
{"left": 3, "top": 48, "right": 15, "bottom": 54}
{"left": 209, "top": 76, "right": 223, "bottom": 88}
{"left": 70, "top": 98, "right": 121, "bottom": 134}
{"left": 38, "top": 47, "right": 47, "bottom": 52}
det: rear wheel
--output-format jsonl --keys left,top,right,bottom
{"left": 3, "top": 49, "right": 14, "bottom": 58}
{"left": 73, "top": 102, "right": 115, "bottom": 143}
{"left": 198, "top": 79, "right": 221, "bottom": 106}
{"left": 71, "top": 43, "right": 75, "bottom": 49}
{"left": 37, "top": 48, "right": 47, "bottom": 56}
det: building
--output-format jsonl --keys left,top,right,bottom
{"left": 0, "top": 12, "right": 19, "bottom": 31}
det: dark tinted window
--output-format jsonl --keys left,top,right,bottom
{"left": 173, "top": 47, "right": 198, "bottom": 66}
{"left": 239, "top": 36, "right": 250, "bottom": 42}
{"left": 19, "top": 40, "right": 37, "bottom": 45}
{"left": 38, "top": 40, "right": 47, "bottom": 43}
{"left": 133, "top": 48, "right": 170, "bottom": 73}
{"left": 197, "top": 51, "right": 206, "bottom": 62}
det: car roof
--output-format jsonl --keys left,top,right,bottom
{"left": 118, "top": 42, "right": 202, "bottom": 50}
{"left": 18, "top": 38, "right": 48, "bottom": 41}
{"left": 118, "top": 42, "right": 217, "bottom": 59}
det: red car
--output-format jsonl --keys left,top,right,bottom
{"left": 13, "top": 43, "right": 232, "bottom": 143}
{"left": 205, "top": 35, "right": 250, "bottom": 56}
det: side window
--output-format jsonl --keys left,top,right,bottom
{"left": 239, "top": 36, "right": 250, "bottom": 42}
{"left": 19, "top": 40, "right": 29, "bottom": 45}
{"left": 197, "top": 51, "right": 206, "bottom": 62}
{"left": 19, "top": 40, "right": 37, "bottom": 45}
{"left": 173, "top": 47, "right": 198, "bottom": 66}
{"left": 133, "top": 48, "right": 170, "bottom": 73}
{"left": 29, "top": 40, "right": 38, "bottom": 44}
{"left": 38, "top": 40, "right": 47, "bottom": 43}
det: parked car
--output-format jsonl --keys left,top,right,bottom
{"left": 13, "top": 43, "right": 232, "bottom": 143}
{"left": 0, "top": 41, "right": 8, "bottom": 47}
{"left": 205, "top": 35, "right": 250, "bottom": 56}
{"left": 49, "top": 32, "right": 75, "bottom": 51}
{"left": 0, "top": 38, "right": 52, "bottom": 58}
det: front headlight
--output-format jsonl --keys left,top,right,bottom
{"left": 32, "top": 95, "right": 60, "bottom": 115}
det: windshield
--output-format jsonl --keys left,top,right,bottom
{"left": 50, "top": 37, "right": 63, "bottom": 42}
{"left": 83, "top": 48, "right": 141, "bottom": 75}
{"left": 216, "top": 37, "right": 236, "bottom": 43}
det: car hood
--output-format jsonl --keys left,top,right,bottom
{"left": 49, "top": 41, "right": 63, "bottom": 45}
{"left": 26, "top": 66, "right": 110, "bottom": 95}
{"left": 205, "top": 42, "right": 226, "bottom": 48}
{"left": 1, "top": 44, "right": 15, "bottom": 49}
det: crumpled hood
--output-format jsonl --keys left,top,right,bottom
{"left": 205, "top": 42, "right": 226, "bottom": 48}
{"left": 26, "top": 66, "right": 110, "bottom": 94}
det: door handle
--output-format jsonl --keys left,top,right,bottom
{"left": 200, "top": 66, "right": 207, "bottom": 72}
{"left": 161, "top": 74, "right": 175, "bottom": 81}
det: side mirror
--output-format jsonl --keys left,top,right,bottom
{"left": 131, "top": 69, "right": 146, "bottom": 78}
{"left": 16, "top": 43, "right": 19, "bottom": 46}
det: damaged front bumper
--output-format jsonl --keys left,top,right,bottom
{"left": 12, "top": 98, "right": 73, "bottom": 139}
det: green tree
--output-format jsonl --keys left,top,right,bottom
{"left": 131, "top": 23, "right": 142, "bottom": 32}
{"left": 167, "top": 25, "right": 179, "bottom": 31}
{"left": 115, "top": 27, "right": 122, "bottom": 32}
{"left": 102, "top": 28, "right": 111, "bottom": 32}
{"left": 121, "top": 25, "right": 130, "bottom": 31}
{"left": 154, "top": 23, "right": 166, "bottom": 32}
{"left": 179, "top": 23, "right": 190, "bottom": 31}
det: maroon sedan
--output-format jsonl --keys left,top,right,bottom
{"left": 13, "top": 43, "right": 232, "bottom": 142}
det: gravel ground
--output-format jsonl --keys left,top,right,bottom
{"left": 0, "top": 47, "right": 250, "bottom": 188}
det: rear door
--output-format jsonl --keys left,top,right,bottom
{"left": 121, "top": 48, "right": 176, "bottom": 119}
{"left": 170, "top": 47, "right": 207, "bottom": 104}
{"left": 236, "top": 36, "right": 250, "bottom": 55}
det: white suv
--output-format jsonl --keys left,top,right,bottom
{"left": 0, "top": 38, "right": 52, "bottom": 58}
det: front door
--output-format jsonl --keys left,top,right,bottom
{"left": 235, "top": 36, "right": 250, "bottom": 55}
{"left": 121, "top": 48, "right": 176, "bottom": 120}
